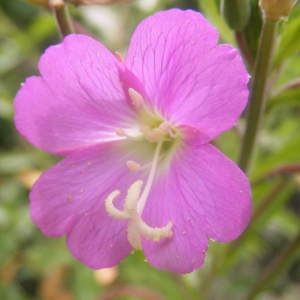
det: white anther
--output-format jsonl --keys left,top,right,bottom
{"left": 115, "top": 128, "right": 126, "bottom": 137}
{"left": 126, "top": 160, "right": 141, "bottom": 172}
{"left": 159, "top": 122, "right": 172, "bottom": 131}
{"left": 140, "top": 126, "right": 164, "bottom": 142}
{"left": 168, "top": 128, "right": 177, "bottom": 138}
{"left": 115, "top": 128, "right": 143, "bottom": 141}
{"left": 124, "top": 180, "right": 143, "bottom": 211}
{"left": 148, "top": 128, "right": 166, "bottom": 142}
{"left": 141, "top": 122, "right": 177, "bottom": 143}
{"left": 105, "top": 190, "right": 129, "bottom": 219}
{"left": 160, "top": 122, "right": 177, "bottom": 138}
{"left": 128, "top": 88, "right": 144, "bottom": 109}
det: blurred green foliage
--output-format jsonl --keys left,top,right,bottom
{"left": 0, "top": 0, "right": 300, "bottom": 299}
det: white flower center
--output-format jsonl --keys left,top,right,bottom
{"left": 104, "top": 89, "right": 180, "bottom": 250}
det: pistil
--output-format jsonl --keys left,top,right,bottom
{"left": 104, "top": 141, "right": 173, "bottom": 249}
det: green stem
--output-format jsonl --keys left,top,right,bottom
{"left": 50, "top": 0, "right": 74, "bottom": 38}
{"left": 272, "top": 77, "right": 300, "bottom": 96}
{"left": 252, "top": 163, "right": 300, "bottom": 185}
{"left": 245, "top": 231, "right": 300, "bottom": 300}
{"left": 235, "top": 31, "right": 254, "bottom": 70}
{"left": 238, "top": 17, "right": 279, "bottom": 173}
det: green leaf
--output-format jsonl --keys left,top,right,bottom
{"left": 267, "top": 86, "right": 300, "bottom": 111}
{"left": 252, "top": 134, "right": 300, "bottom": 179}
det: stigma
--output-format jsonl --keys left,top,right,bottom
{"left": 105, "top": 140, "right": 173, "bottom": 249}
{"left": 105, "top": 179, "right": 173, "bottom": 250}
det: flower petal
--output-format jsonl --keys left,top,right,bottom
{"left": 142, "top": 139, "right": 251, "bottom": 273}
{"left": 142, "top": 171, "right": 209, "bottom": 273}
{"left": 15, "top": 34, "right": 135, "bottom": 155}
{"left": 30, "top": 141, "right": 151, "bottom": 266}
{"left": 125, "top": 9, "right": 249, "bottom": 141}
{"left": 66, "top": 207, "right": 132, "bottom": 269}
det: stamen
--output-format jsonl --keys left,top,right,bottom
{"left": 126, "top": 160, "right": 141, "bottom": 172}
{"left": 128, "top": 88, "right": 144, "bottom": 109}
{"left": 105, "top": 190, "right": 129, "bottom": 219}
{"left": 115, "top": 128, "right": 126, "bottom": 137}
{"left": 142, "top": 126, "right": 166, "bottom": 142}
{"left": 115, "top": 51, "right": 123, "bottom": 62}
{"left": 140, "top": 122, "right": 177, "bottom": 142}
{"left": 159, "top": 122, "right": 178, "bottom": 138}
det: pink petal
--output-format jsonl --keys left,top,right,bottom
{"left": 30, "top": 141, "right": 148, "bottom": 267}
{"left": 66, "top": 207, "right": 132, "bottom": 269}
{"left": 15, "top": 34, "right": 135, "bottom": 155}
{"left": 142, "top": 172, "right": 209, "bottom": 273}
{"left": 142, "top": 138, "right": 251, "bottom": 273}
{"left": 125, "top": 9, "right": 249, "bottom": 141}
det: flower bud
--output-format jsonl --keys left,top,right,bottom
{"left": 259, "top": 0, "right": 297, "bottom": 19}
{"left": 221, "top": 0, "right": 251, "bottom": 31}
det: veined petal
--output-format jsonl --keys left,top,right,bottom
{"left": 30, "top": 141, "right": 151, "bottom": 267}
{"left": 66, "top": 207, "right": 132, "bottom": 269}
{"left": 142, "top": 171, "right": 209, "bottom": 273}
{"left": 15, "top": 34, "right": 135, "bottom": 155}
{"left": 142, "top": 138, "right": 251, "bottom": 273}
{"left": 125, "top": 9, "right": 249, "bottom": 141}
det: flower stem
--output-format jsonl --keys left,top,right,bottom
{"left": 272, "top": 77, "right": 300, "bottom": 96}
{"left": 252, "top": 163, "right": 300, "bottom": 185}
{"left": 245, "top": 231, "right": 300, "bottom": 300}
{"left": 49, "top": 0, "right": 74, "bottom": 38}
{"left": 238, "top": 17, "right": 279, "bottom": 173}
{"left": 235, "top": 31, "right": 254, "bottom": 70}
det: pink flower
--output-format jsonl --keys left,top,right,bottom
{"left": 14, "top": 9, "right": 251, "bottom": 273}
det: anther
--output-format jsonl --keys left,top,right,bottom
{"left": 115, "top": 128, "right": 126, "bottom": 137}
{"left": 160, "top": 122, "right": 177, "bottom": 138}
{"left": 128, "top": 88, "right": 144, "bottom": 109}
{"left": 115, "top": 128, "right": 142, "bottom": 141}
{"left": 126, "top": 160, "right": 141, "bottom": 172}
{"left": 115, "top": 51, "right": 123, "bottom": 62}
